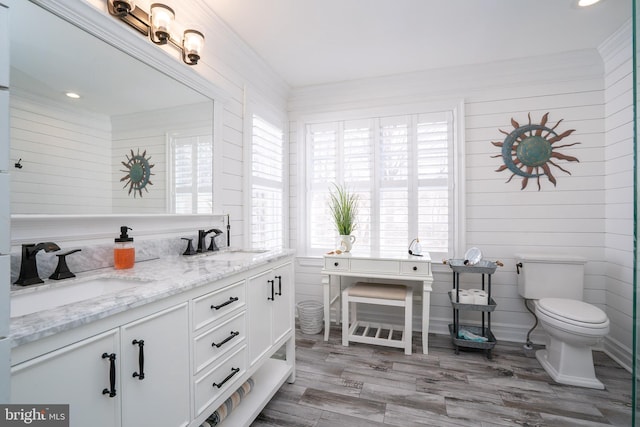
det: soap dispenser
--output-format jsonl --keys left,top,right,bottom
{"left": 114, "top": 226, "right": 135, "bottom": 269}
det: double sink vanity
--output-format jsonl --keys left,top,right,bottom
{"left": 9, "top": 248, "right": 296, "bottom": 427}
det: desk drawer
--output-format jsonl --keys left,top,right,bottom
{"left": 350, "top": 259, "right": 400, "bottom": 275}
{"left": 324, "top": 257, "right": 349, "bottom": 271}
{"left": 194, "top": 311, "right": 246, "bottom": 374}
{"left": 193, "top": 281, "right": 245, "bottom": 331}
{"left": 194, "top": 345, "right": 246, "bottom": 417}
{"left": 400, "top": 261, "right": 431, "bottom": 276}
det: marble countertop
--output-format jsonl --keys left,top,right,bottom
{"left": 9, "top": 249, "right": 295, "bottom": 348}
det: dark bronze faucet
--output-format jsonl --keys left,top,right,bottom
{"left": 196, "top": 229, "right": 224, "bottom": 253}
{"left": 14, "top": 242, "right": 61, "bottom": 286}
{"left": 197, "top": 229, "right": 214, "bottom": 253}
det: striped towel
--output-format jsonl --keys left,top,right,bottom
{"left": 201, "top": 378, "right": 255, "bottom": 427}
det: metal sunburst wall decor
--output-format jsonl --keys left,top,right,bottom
{"left": 120, "top": 148, "right": 155, "bottom": 198}
{"left": 491, "top": 112, "right": 580, "bottom": 190}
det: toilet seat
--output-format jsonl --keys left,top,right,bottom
{"left": 536, "top": 298, "right": 609, "bottom": 335}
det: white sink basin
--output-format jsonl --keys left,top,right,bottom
{"left": 209, "top": 250, "right": 269, "bottom": 261}
{"left": 11, "top": 277, "right": 148, "bottom": 318}
{"left": 184, "top": 249, "right": 269, "bottom": 262}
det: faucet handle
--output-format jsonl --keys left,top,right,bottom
{"left": 182, "top": 238, "right": 196, "bottom": 255}
{"left": 49, "top": 249, "right": 81, "bottom": 280}
{"left": 208, "top": 235, "right": 220, "bottom": 252}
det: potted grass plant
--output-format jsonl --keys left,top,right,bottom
{"left": 328, "top": 183, "right": 359, "bottom": 252}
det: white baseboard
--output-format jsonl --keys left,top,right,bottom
{"left": 602, "top": 335, "right": 632, "bottom": 372}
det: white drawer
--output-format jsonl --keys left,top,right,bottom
{"left": 350, "top": 259, "right": 400, "bottom": 275}
{"left": 324, "top": 257, "right": 349, "bottom": 271}
{"left": 194, "top": 345, "right": 246, "bottom": 417}
{"left": 193, "top": 281, "right": 245, "bottom": 331}
{"left": 193, "top": 311, "right": 246, "bottom": 374}
{"left": 400, "top": 260, "right": 431, "bottom": 276}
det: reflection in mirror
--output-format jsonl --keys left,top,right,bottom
{"left": 9, "top": 0, "right": 214, "bottom": 215}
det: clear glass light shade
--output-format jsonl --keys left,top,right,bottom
{"left": 110, "top": 0, "right": 135, "bottom": 15}
{"left": 150, "top": 3, "right": 175, "bottom": 42}
{"left": 183, "top": 30, "right": 205, "bottom": 64}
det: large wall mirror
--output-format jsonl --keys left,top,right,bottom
{"left": 9, "top": 0, "right": 215, "bottom": 215}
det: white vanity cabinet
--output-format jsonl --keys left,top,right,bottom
{"left": 10, "top": 254, "right": 296, "bottom": 427}
{"left": 247, "top": 262, "right": 294, "bottom": 366}
{"left": 11, "top": 330, "right": 121, "bottom": 427}
{"left": 11, "top": 303, "right": 190, "bottom": 427}
{"left": 120, "top": 303, "right": 190, "bottom": 427}
{"left": 192, "top": 281, "right": 247, "bottom": 418}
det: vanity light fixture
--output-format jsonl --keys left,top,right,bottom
{"left": 107, "top": 0, "right": 204, "bottom": 65}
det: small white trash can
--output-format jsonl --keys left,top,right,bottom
{"left": 296, "top": 300, "right": 324, "bottom": 334}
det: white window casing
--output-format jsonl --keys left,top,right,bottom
{"left": 298, "top": 100, "right": 465, "bottom": 259}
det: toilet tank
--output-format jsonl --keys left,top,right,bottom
{"left": 515, "top": 253, "right": 586, "bottom": 300}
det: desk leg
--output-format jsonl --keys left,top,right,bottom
{"left": 322, "top": 274, "right": 331, "bottom": 341}
{"left": 422, "top": 278, "right": 433, "bottom": 354}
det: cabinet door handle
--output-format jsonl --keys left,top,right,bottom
{"left": 275, "top": 275, "right": 282, "bottom": 296}
{"left": 211, "top": 296, "right": 239, "bottom": 310}
{"left": 267, "top": 280, "right": 275, "bottom": 301}
{"left": 132, "top": 339, "right": 145, "bottom": 380}
{"left": 212, "top": 367, "right": 240, "bottom": 389}
{"left": 211, "top": 331, "right": 240, "bottom": 348}
{"left": 101, "top": 352, "right": 117, "bottom": 397}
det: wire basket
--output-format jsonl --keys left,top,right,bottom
{"left": 297, "top": 300, "right": 324, "bottom": 334}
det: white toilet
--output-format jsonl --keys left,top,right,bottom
{"left": 515, "top": 253, "right": 610, "bottom": 389}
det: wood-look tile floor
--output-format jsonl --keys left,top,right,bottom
{"left": 252, "top": 325, "right": 632, "bottom": 427}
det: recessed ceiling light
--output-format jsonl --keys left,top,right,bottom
{"left": 65, "top": 92, "right": 80, "bottom": 99}
{"left": 578, "top": 0, "right": 601, "bottom": 6}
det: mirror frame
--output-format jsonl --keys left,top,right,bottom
{"left": 11, "top": 0, "right": 229, "bottom": 245}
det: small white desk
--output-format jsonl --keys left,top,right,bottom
{"left": 321, "top": 252, "right": 433, "bottom": 354}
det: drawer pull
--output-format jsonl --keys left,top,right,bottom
{"left": 268, "top": 280, "right": 275, "bottom": 301}
{"left": 413, "top": 266, "right": 418, "bottom": 271}
{"left": 334, "top": 262, "right": 339, "bottom": 267}
{"left": 101, "top": 352, "right": 117, "bottom": 397}
{"left": 132, "top": 339, "right": 145, "bottom": 380}
{"left": 275, "top": 275, "right": 282, "bottom": 296}
{"left": 211, "top": 296, "right": 239, "bottom": 310}
{"left": 212, "top": 331, "right": 240, "bottom": 348}
{"left": 212, "top": 367, "right": 240, "bottom": 389}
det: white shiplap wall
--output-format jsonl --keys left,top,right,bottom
{"left": 10, "top": 92, "right": 112, "bottom": 214}
{"left": 289, "top": 37, "right": 632, "bottom": 362}
{"left": 600, "top": 24, "right": 634, "bottom": 369}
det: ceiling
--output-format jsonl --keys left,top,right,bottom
{"left": 206, "top": 0, "right": 632, "bottom": 88}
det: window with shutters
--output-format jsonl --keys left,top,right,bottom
{"left": 250, "top": 114, "right": 284, "bottom": 250}
{"left": 305, "top": 106, "right": 458, "bottom": 259}
{"left": 169, "top": 131, "right": 213, "bottom": 214}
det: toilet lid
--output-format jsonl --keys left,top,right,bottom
{"left": 537, "top": 298, "right": 608, "bottom": 324}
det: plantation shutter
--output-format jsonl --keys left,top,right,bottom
{"left": 416, "top": 112, "right": 451, "bottom": 254}
{"left": 306, "top": 109, "right": 453, "bottom": 257}
{"left": 172, "top": 134, "right": 213, "bottom": 214}
{"left": 251, "top": 114, "right": 284, "bottom": 250}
